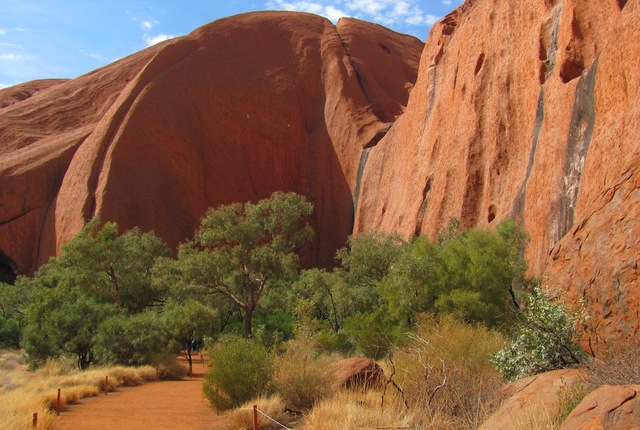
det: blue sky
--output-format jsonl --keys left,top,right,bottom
{"left": 0, "top": 0, "right": 463, "bottom": 89}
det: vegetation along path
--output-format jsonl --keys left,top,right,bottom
{"left": 54, "top": 358, "right": 228, "bottom": 430}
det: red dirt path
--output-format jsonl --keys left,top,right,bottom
{"left": 54, "top": 358, "right": 229, "bottom": 430}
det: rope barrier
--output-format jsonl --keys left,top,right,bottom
{"left": 255, "top": 407, "right": 292, "bottom": 430}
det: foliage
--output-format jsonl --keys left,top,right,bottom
{"left": 393, "top": 315, "right": 506, "bottom": 428}
{"left": 274, "top": 318, "right": 333, "bottom": 410}
{"left": 50, "top": 218, "right": 170, "bottom": 312}
{"left": 22, "top": 288, "right": 117, "bottom": 369}
{"left": 0, "top": 277, "right": 35, "bottom": 348}
{"left": 155, "top": 191, "right": 314, "bottom": 338}
{"left": 203, "top": 335, "right": 275, "bottom": 411}
{"left": 93, "top": 311, "right": 168, "bottom": 366}
{"left": 493, "top": 285, "right": 589, "bottom": 381}
{"left": 344, "top": 312, "right": 399, "bottom": 360}
{"left": 380, "top": 219, "right": 529, "bottom": 327}
{"left": 163, "top": 300, "right": 217, "bottom": 372}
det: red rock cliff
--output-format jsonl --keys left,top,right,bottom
{"left": 354, "top": 0, "right": 638, "bottom": 348}
{"left": 0, "top": 12, "right": 423, "bottom": 275}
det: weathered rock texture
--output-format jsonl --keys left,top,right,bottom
{"left": 330, "top": 357, "right": 385, "bottom": 391}
{"left": 353, "top": 0, "right": 639, "bottom": 350}
{"left": 479, "top": 369, "right": 587, "bottom": 430}
{"left": 0, "top": 12, "right": 423, "bottom": 274}
{"left": 561, "top": 384, "right": 640, "bottom": 430}
{"left": 1, "top": 1, "right": 639, "bottom": 350}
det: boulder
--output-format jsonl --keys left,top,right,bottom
{"left": 479, "top": 369, "right": 587, "bottom": 429}
{"left": 561, "top": 384, "right": 640, "bottom": 430}
{"left": 330, "top": 357, "right": 385, "bottom": 391}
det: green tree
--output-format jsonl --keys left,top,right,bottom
{"left": 0, "top": 277, "right": 34, "bottom": 348}
{"left": 22, "top": 288, "right": 117, "bottom": 369}
{"left": 157, "top": 192, "right": 314, "bottom": 338}
{"left": 163, "top": 300, "right": 217, "bottom": 375}
{"left": 45, "top": 218, "right": 170, "bottom": 312}
{"left": 380, "top": 219, "right": 528, "bottom": 327}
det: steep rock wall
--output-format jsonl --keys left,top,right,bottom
{"left": 0, "top": 12, "right": 423, "bottom": 274}
{"left": 354, "top": 0, "right": 637, "bottom": 346}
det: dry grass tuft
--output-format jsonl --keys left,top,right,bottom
{"left": 228, "top": 395, "right": 289, "bottom": 430}
{"left": 300, "top": 389, "right": 414, "bottom": 430}
{"left": 390, "top": 315, "right": 506, "bottom": 430}
{"left": 0, "top": 350, "right": 160, "bottom": 430}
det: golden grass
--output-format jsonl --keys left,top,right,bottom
{"left": 228, "top": 395, "right": 290, "bottom": 430}
{"left": 300, "top": 389, "right": 415, "bottom": 430}
{"left": 0, "top": 350, "right": 158, "bottom": 430}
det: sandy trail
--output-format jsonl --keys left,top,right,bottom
{"left": 54, "top": 357, "right": 229, "bottom": 430}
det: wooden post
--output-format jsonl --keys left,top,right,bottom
{"left": 57, "top": 388, "right": 61, "bottom": 415}
{"left": 104, "top": 375, "right": 108, "bottom": 396}
{"left": 32, "top": 412, "right": 37, "bottom": 429}
{"left": 253, "top": 404, "right": 258, "bottom": 430}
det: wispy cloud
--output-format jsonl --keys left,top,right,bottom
{"left": 144, "top": 34, "right": 175, "bottom": 47}
{"left": 0, "top": 83, "right": 9, "bottom": 89}
{"left": 266, "top": 1, "right": 348, "bottom": 22}
{"left": 0, "top": 29, "right": 7, "bottom": 36}
{"left": 81, "top": 50, "right": 107, "bottom": 62}
{"left": 266, "top": 0, "right": 443, "bottom": 28}
{"left": 140, "top": 20, "right": 155, "bottom": 31}
{"left": 0, "top": 53, "right": 37, "bottom": 62}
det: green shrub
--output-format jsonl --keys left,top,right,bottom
{"left": 94, "top": 311, "right": 168, "bottom": 366}
{"left": 493, "top": 285, "right": 588, "bottom": 381}
{"left": 203, "top": 335, "right": 274, "bottom": 412}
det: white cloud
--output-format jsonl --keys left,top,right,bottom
{"left": 265, "top": 0, "right": 447, "bottom": 33}
{"left": 141, "top": 20, "right": 155, "bottom": 31}
{"left": 0, "top": 29, "right": 6, "bottom": 36}
{"left": 144, "top": 34, "right": 175, "bottom": 47}
{"left": 0, "top": 83, "right": 9, "bottom": 89}
{"left": 266, "top": 1, "right": 347, "bottom": 22}
{"left": 0, "top": 53, "right": 36, "bottom": 61}
{"left": 81, "top": 50, "right": 106, "bottom": 62}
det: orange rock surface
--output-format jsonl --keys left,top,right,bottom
{"left": 560, "top": 384, "right": 640, "bottom": 430}
{"left": 0, "top": 12, "right": 423, "bottom": 274}
{"left": 353, "top": 0, "right": 638, "bottom": 348}
{"left": 1, "top": 2, "right": 639, "bottom": 349}
{"left": 479, "top": 369, "right": 587, "bottom": 430}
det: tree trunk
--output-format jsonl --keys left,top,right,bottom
{"left": 244, "top": 306, "right": 254, "bottom": 338}
{"left": 187, "top": 344, "right": 193, "bottom": 376}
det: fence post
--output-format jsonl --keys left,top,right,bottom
{"left": 57, "top": 388, "right": 61, "bottom": 415}
{"left": 104, "top": 375, "right": 108, "bottom": 396}
{"left": 253, "top": 404, "right": 258, "bottom": 430}
{"left": 32, "top": 412, "right": 37, "bottom": 429}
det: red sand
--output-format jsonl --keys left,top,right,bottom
{"left": 54, "top": 358, "right": 229, "bottom": 430}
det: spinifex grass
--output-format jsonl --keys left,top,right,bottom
{"left": 0, "top": 350, "right": 157, "bottom": 430}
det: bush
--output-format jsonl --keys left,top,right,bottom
{"left": 203, "top": 336, "right": 274, "bottom": 411}
{"left": 93, "top": 311, "right": 168, "bottom": 366}
{"left": 344, "top": 313, "right": 399, "bottom": 360}
{"left": 274, "top": 329, "right": 333, "bottom": 410}
{"left": 493, "top": 285, "right": 589, "bottom": 381}
{"left": 393, "top": 315, "right": 506, "bottom": 429}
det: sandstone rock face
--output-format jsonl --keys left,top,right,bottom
{"left": 561, "top": 384, "right": 640, "bottom": 430}
{"left": 353, "top": 0, "right": 638, "bottom": 348}
{"left": 0, "top": 12, "right": 423, "bottom": 274}
{"left": 330, "top": 357, "right": 385, "bottom": 391}
{"left": 479, "top": 369, "right": 587, "bottom": 430}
